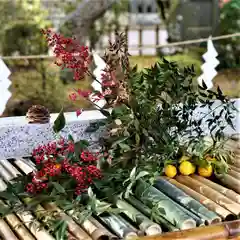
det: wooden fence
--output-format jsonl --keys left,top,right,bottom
{"left": 91, "top": 24, "right": 168, "bottom": 56}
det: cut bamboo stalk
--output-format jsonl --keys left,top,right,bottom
{"left": 0, "top": 219, "right": 18, "bottom": 240}
{"left": 42, "top": 202, "right": 92, "bottom": 240}
{"left": 126, "top": 196, "right": 179, "bottom": 232}
{"left": 14, "top": 158, "right": 35, "bottom": 174}
{"left": 89, "top": 217, "right": 118, "bottom": 240}
{"left": 155, "top": 178, "right": 221, "bottom": 225}
{"left": 228, "top": 169, "right": 240, "bottom": 180}
{"left": 191, "top": 175, "right": 240, "bottom": 204}
{"left": 0, "top": 200, "right": 35, "bottom": 240}
{"left": 97, "top": 213, "right": 138, "bottom": 239}
{"left": 116, "top": 199, "right": 162, "bottom": 235}
{"left": 176, "top": 175, "right": 240, "bottom": 216}
{"left": 0, "top": 160, "right": 20, "bottom": 177}
{"left": 0, "top": 166, "right": 55, "bottom": 240}
{"left": 129, "top": 219, "right": 240, "bottom": 240}
{"left": 229, "top": 165, "right": 240, "bottom": 174}
{"left": 171, "top": 200, "right": 206, "bottom": 227}
{"left": 164, "top": 177, "right": 235, "bottom": 221}
{"left": 134, "top": 180, "right": 196, "bottom": 230}
{"left": 217, "top": 174, "right": 240, "bottom": 194}
{"left": 67, "top": 208, "right": 114, "bottom": 240}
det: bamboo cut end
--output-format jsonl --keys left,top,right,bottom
{"left": 208, "top": 216, "right": 222, "bottom": 225}
{"left": 91, "top": 229, "right": 118, "bottom": 240}
{"left": 181, "top": 219, "right": 196, "bottom": 230}
{"left": 145, "top": 225, "right": 162, "bottom": 236}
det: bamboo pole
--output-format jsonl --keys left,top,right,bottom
{"left": 217, "top": 174, "right": 240, "bottom": 194}
{"left": 130, "top": 220, "right": 240, "bottom": 240}
{"left": 164, "top": 177, "right": 235, "bottom": 221}
{"left": 191, "top": 175, "right": 240, "bottom": 204}
{"left": 0, "top": 219, "right": 18, "bottom": 240}
{"left": 0, "top": 200, "right": 35, "bottom": 240}
{"left": 126, "top": 196, "right": 179, "bottom": 232}
{"left": 228, "top": 169, "right": 240, "bottom": 180}
{"left": 97, "top": 213, "right": 138, "bottom": 239}
{"left": 42, "top": 203, "right": 92, "bottom": 240}
{"left": 175, "top": 175, "right": 240, "bottom": 215}
{"left": 171, "top": 200, "right": 206, "bottom": 227}
{"left": 134, "top": 180, "right": 196, "bottom": 230}
{"left": 89, "top": 217, "right": 118, "bottom": 240}
{"left": 155, "top": 178, "right": 221, "bottom": 225}
{"left": 229, "top": 165, "right": 240, "bottom": 174}
{"left": 67, "top": 208, "right": 115, "bottom": 240}
{"left": 116, "top": 199, "right": 162, "bottom": 235}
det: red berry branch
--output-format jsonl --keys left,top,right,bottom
{"left": 42, "top": 29, "right": 130, "bottom": 116}
{"left": 26, "top": 138, "right": 101, "bottom": 195}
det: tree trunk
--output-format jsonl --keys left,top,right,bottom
{"left": 60, "top": 0, "right": 119, "bottom": 44}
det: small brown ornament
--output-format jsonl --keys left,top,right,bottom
{"left": 26, "top": 105, "right": 50, "bottom": 124}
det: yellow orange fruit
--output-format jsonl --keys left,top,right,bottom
{"left": 198, "top": 165, "right": 213, "bottom": 177}
{"left": 164, "top": 165, "right": 177, "bottom": 178}
{"left": 179, "top": 161, "right": 196, "bottom": 176}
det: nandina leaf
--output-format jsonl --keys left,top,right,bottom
{"left": 52, "top": 182, "right": 66, "bottom": 194}
{"left": 53, "top": 107, "right": 66, "bottom": 133}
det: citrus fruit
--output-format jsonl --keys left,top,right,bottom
{"left": 198, "top": 165, "right": 213, "bottom": 177}
{"left": 179, "top": 161, "right": 196, "bottom": 176}
{"left": 164, "top": 165, "right": 177, "bottom": 178}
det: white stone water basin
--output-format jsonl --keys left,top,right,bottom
{"left": 0, "top": 99, "right": 239, "bottom": 159}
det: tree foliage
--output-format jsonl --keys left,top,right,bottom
{"left": 0, "top": 0, "right": 50, "bottom": 55}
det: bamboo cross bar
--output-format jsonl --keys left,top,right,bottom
{"left": 130, "top": 220, "right": 240, "bottom": 240}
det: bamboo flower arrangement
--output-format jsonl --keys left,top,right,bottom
{"left": 1, "top": 146, "right": 240, "bottom": 240}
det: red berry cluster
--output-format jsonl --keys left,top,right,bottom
{"left": 42, "top": 29, "right": 90, "bottom": 81}
{"left": 42, "top": 29, "right": 117, "bottom": 118}
{"left": 26, "top": 138, "right": 101, "bottom": 195}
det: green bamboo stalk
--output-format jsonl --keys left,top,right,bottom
{"left": 116, "top": 199, "right": 162, "bottom": 235}
{"left": 172, "top": 200, "right": 205, "bottom": 227}
{"left": 96, "top": 213, "right": 138, "bottom": 239}
{"left": 154, "top": 178, "right": 221, "bottom": 225}
{"left": 126, "top": 196, "right": 179, "bottom": 232}
{"left": 134, "top": 180, "right": 196, "bottom": 230}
